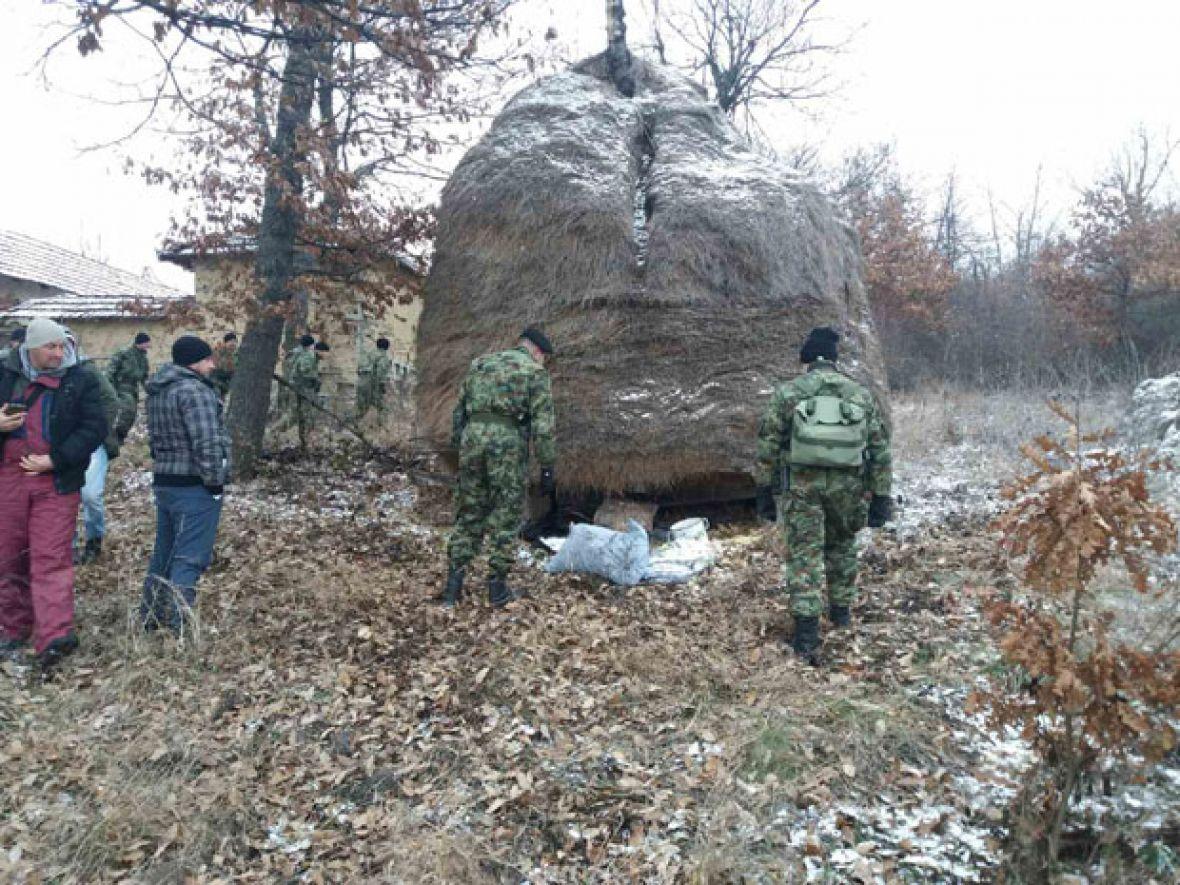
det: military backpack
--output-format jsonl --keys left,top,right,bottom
{"left": 789, "top": 391, "right": 869, "bottom": 469}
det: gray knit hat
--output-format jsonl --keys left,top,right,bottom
{"left": 24, "top": 317, "right": 68, "bottom": 349}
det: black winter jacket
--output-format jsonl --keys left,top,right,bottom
{"left": 0, "top": 349, "right": 109, "bottom": 494}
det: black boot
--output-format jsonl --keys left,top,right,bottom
{"left": 488, "top": 575, "right": 520, "bottom": 608}
{"left": 791, "top": 616, "right": 821, "bottom": 665}
{"left": 829, "top": 605, "right": 851, "bottom": 628}
{"left": 37, "top": 632, "right": 79, "bottom": 674}
{"left": 77, "top": 537, "right": 102, "bottom": 565}
{"left": 434, "top": 567, "right": 464, "bottom": 607}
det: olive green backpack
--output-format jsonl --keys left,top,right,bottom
{"left": 789, "top": 393, "right": 869, "bottom": 469}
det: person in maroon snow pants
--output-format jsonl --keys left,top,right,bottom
{"left": 0, "top": 317, "right": 108, "bottom": 671}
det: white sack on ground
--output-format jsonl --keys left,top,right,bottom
{"left": 542, "top": 519, "right": 716, "bottom": 584}
{"left": 544, "top": 519, "right": 650, "bottom": 586}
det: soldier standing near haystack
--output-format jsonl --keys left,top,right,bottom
{"left": 355, "top": 337, "right": 393, "bottom": 419}
{"left": 756, "top": 327, "right": 893, "bottom": 664}
{"left": 289, "top": 339, "right": 326, "bottom": 450}
{"left": 438, "top": 328, "right": 556, "bottom": 609}
{"left": 276, "top": 335, "right": 313, "bottom": 416}
{"left": 106, "top": 332, "right": 151, "bottom": 443}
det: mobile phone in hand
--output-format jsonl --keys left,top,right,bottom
{"left": 3, "top": 403, "right": 28, "bottom": 415}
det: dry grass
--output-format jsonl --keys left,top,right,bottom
{"left": 891, "top": 383, "right": 1129, "bottom": 470}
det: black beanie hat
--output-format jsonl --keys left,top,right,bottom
{"left": 134, "top": 331, "right": 151, "bottom": 345}
{"left": 314, "top": 341, "right": 330, "bottom": 352}
{"left": 299, "top": 334, "right": 315, "bottom": 347}
{"left": 800, "top": 327, "right": 839, "bottom": 364}
{"left": 10, "top": 327, "right": 25, "bottom": 343}
{"left": 376, "top": 337, "right": 390, "bottom": 350}
{"left": 172, "top": 335, "right": 213, "bottom": 367}
{"left": 223, "top": 331, "right": 238, "bottom": 343}
{"left": 520, "top": 327, "right": 554, "bottom": 355}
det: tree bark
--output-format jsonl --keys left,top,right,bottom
{"left": 227, "top": 37, "right": 318, "bottom": 479}
{"left": 605, "top": 0, "right": 634, "bottom": 96}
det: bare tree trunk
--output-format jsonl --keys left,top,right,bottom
{"left": 227, "top": 38, "right": 318, "bottom": 479}
{"left": 605, "top": 0, "right": 635, "bottom": 96}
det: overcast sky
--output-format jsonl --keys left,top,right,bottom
{"left": 1, "top": 0, "right": 1177, "bottom": 292}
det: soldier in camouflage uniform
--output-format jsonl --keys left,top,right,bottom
{"left": 288, "top": 339, "right": 325, "bottom": 450}
{"left": 275, "top": 336, "right": 312, "bottom": 417}
{"left": 210, "top": 332, "right": 238, "bottom": 399}
{"left": 0, "top": 327, "right": 24, "bottom": 364}
{"left": 355, "top": 337, "right": 393, "bottom": 419}
{"left": 106, "top": 332, "right": 151, "bottom": 443}
{"left": 438, "top": 328, "right": 557, "bottom": 608}
{"left": 756, "top": 327, "right": 893, "bottom": 663}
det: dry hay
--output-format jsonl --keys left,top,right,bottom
{"left": 417, "top": 53, "right": 887, "bottom": 496}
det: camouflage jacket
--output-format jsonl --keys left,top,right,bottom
{"left": 358, "top": 348, "right": 392, "bottom": 384}
{"left": 287, "top": 348, "right": 320, "bottom": 392}
{"left": 451, "top": 345, "right": 556, "bottom": 466}
{"left": 106, "top": 346, "right": 149, "bottom": 397}
{"left": 79, "top": 359, "right": 121, "bottom": 458}
{"left": 756, "top": 361, "right": 892, "bottom": 495}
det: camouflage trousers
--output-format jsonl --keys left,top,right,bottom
{"left": 274, "top": 386, "right": 318, "bottom": 448}
{"left": 355, "top": 380, "right": 386, "bottom": 418}
{"left": 780, "top": 467, "right": 868, "bottom": 618}
{"left": 446, "top": 423, "right": 526, "bottom": 579}
{"left": 114, "top": 390, "right": 138, "bottom": 444}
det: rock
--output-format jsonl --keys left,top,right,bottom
{"left": 1125, "top": 373, "right": 1180, "bottom": 512}
{"left": 1125, "top": 373, "right": 1180, "bottom": 451}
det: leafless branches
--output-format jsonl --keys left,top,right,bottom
{"left": 663, "top": 0, "right": 846, "bottom": 117}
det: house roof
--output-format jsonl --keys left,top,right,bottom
{"left": 159, "top": 236, "right": 427, "bottom": 276}
{"left": 0, "top": 230, "right": 192, "bottom": 321}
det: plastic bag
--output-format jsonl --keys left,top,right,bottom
{"left": 644, "top": 535, "right": 716, "bottom": 584}
{"left": 544, "top": 519, "right": 650, "bottom": 586}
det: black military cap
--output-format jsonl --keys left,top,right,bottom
{"left": 520, "top": 327, "right": 554, "bottom": 355}
{"left": 134, "top": 331, "right": 152, "bottom": 345}
{"left": 800, "top": 326, "right": 839, "bottom": 364}
{"left": 223, "top": 331, "right": 238, "bottom": 342}
{"left": 314, "top": 341, "right": 330, "bottom": 352}
{"left": 376, "top": 338, "right": 390, "bottom": 350}
{"left": 299, "top": 334, "right": 315, "bottom": 347}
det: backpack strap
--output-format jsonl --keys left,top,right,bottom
{"left": 19, "top": 383, "right": 49, "bottom": 411}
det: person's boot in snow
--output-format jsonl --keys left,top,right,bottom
{"left": 488, "top": 575, "right": 521, "bottom": 608}
{"left": 434, "top": 567, "right": 464, "bottom": 607}
{"left": 829, "top": 605, "right": 851, "bottom": 628}
{"left": 791, "top": 616, "right": 821, "bottom": 665}
{"left": 37, "top": 632, "right": 78, "bottom": 674}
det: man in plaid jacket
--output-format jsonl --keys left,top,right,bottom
{"left": 140, "top": 335, "right": 231, "bottom": 633}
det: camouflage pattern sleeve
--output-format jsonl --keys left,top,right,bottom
{"left": 864, "top": 396, "right": 893, "bottom": 496}
{"left": 290, "top": 351, "right": 320, "bottom": 392}
{"left": 375, "top": 351, "right": 392, "bottom": 382}
{"left": 756, "top": 384, "right": 793, "bottom": 488}
{"left": 528, "top": 369, "right": 556, "bottom": 467}
{"left": 105, "top": 348, "right": 129, "bottom": 389}
{"left": 450, "top": 377, "right": 468, "bottom": 449}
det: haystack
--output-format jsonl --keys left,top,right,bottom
{"left": 417, "top": 54, "right": 887, "bottom": 499}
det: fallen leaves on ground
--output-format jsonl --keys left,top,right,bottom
{"left": 0, "top": 445, "right": 1172, "bottom": 883}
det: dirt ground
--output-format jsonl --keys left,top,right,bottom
{"left": 0, "top": 389, "right": 1175, "bottom": 883}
